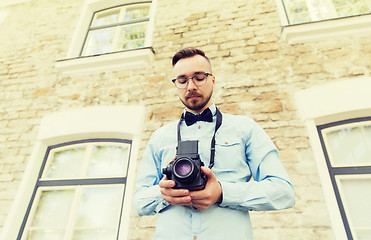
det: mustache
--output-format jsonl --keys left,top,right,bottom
{"left": 185, "top": 91, "right": 201, "bottom": 99}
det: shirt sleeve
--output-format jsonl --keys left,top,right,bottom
{"left": 133, "top": 135, "right": 170, "bottom": 216}
{"left": 218, "top": 120, "right": 295, "bottom": 211}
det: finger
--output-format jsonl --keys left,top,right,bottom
{"left": 188, "top": 188, "right": 205, "bottom": 199}
{"left": 201, "top": 166, "right": 214, "bottom": 179}
{"left": 168, "top": 158, "right": 175, "bottom": 165}
{"left": 163, "top": 194, "right": 192, "bottom": 205}
{"left": 191, "top": 201, "right": 208, "bottom": 211}
{"left": 161, "top": 188, "right": 189, "bottom": 197}
{"left": 159, "top": 178, "right": 176, "bottom": 188}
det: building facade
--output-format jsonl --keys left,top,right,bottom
{"left": 0, "top": 0, "right": 370, "bottom": 239}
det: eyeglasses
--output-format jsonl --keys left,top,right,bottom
{"left": 172, "top": 73, "right": 213, "bottom": 89}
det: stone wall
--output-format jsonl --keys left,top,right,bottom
{"left": 1, "top": 0, "right": 371, "bottom": 239}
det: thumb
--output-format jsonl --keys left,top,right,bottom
{"left": 201, "top": 166, "right": 215, "bottom": 178}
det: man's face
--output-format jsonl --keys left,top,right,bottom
{"left": 173, "top": 55, "right": 215, "bottom": 113}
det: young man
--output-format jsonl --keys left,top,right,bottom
{"left": 134, "top": 47, "right": 295, "bottom": 240}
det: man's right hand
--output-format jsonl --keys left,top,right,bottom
{"left": 159, "top": 176, "right": 192, "bottom": 206}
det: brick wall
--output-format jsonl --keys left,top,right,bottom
{"left": 1, "top": 0, "right": 370, "bottom": 239}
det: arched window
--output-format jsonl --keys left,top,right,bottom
{"left": 2, "top": 106, "right": 145, "bottom": 240}
{"left": 318, "top": 118, "right": 371, "bottom": 239}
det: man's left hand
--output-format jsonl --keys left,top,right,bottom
{"left": 189, "top": 167, "right": 222, "bottom": 211}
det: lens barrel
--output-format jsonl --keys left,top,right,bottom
{"left": 173, "top": 157, "right": 198, "bottom": 184}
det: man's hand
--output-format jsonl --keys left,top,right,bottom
{"left": 159, "top": 176, "right": 192, "bottom": 206}
{"left": 189, "top": 167, "right": 222, "bottom": 211}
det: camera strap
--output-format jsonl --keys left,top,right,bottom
{"left": 177, "top": 107, "right": 223, "bottom": 169}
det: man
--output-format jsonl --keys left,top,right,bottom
{"left": 134, "top": 47, "right": 295, "bottom": 240}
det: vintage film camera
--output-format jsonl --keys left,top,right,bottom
{"left": 162, "top": 140, "right": 207, "bottom": 191}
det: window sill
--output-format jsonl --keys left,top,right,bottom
{"left": 282, "top": 14, "right": 371, "bottom": 44}
{"left": 55, "top": 47, "right": 154, "bottom": 75}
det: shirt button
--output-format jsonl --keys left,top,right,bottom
{"left": 193, "top": 235, "right": 198, "bottom": 240}
{"left": 198, "top": 125, "right": 201, "bottom": 129}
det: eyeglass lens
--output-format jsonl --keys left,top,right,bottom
{"left": 174, "top": 73, "right": 209, "bottom": 88}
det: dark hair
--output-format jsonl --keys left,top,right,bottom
{"left": 172, "top": 47, "right": 211, "bottom": 66}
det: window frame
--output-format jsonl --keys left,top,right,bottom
{"left": 81, "top": 3, "right": 151, "bottom": 56}
{"left": 18, "top": 138, "right": 132, "bottom": 239}
{"left": 295, "top": 77, "right": 371, "bottom": 239}
{"left": 275, "top": 0, "right": 371, "bottom": 44}
{"left": 55, "top": 0, "right": 157, "bottom": 75}
{"left": 1, "top": 106, "right": 145, "bottom": 240}
{"left": 317, "top": 117, "right": 371, "bottom": 240}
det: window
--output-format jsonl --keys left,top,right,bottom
{"left": 2, "top": 106, "right": 145, "bottom": 240}
{"left": 55, "top": 0, "right": 156, "bottom": 75}
{"left": 282, "top": 0, "right": 371, "bottom": 25}
{"left": 19, "top": 139, "right": 131, "bottom": 239}
{"left": 82, "top": 3, "right": 150, "bottom": 56}
{"left": 295, "top": 77, "right": 371, "bottom": 239}
{"left": 318, "top": 118, "right": 371, "bottom": 240}
{"left": 275, "top": 0, "right": 371, "bottom": 43}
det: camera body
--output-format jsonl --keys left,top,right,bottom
{"left": 162, "top": 140, "right": 207, "bottom": 191}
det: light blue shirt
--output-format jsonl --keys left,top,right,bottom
{"left": 134, "top": 104, "right": 295, "bottom": 240}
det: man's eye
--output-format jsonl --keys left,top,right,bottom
{"left": 194, "top": 74, "right": 205, "bottom": 81}
{"left": 177, "top": 78, "right": 187, "bottom": 84}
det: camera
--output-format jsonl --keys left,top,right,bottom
{"left": 162, "top": 140, "right": 207, "bottom": 191}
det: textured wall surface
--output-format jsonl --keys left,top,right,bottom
{"left": 1, "top": 0, "right": 371, "bottom": 239}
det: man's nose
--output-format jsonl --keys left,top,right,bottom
{"left": 187, "top": 79, "right": 197, "bottom": 90}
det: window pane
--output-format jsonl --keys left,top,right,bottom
{"left": 44, "top": 147, "right": 85, "bottom": 179}
{"left": 88, "top": 145, "right": 130, "bottom": 177}
{"left": 282, "top": 0, "right": 371, "bottom": 24}
{"left": 29, "top": 189, "right": 74, "bottom": 228}
{"left": 333, "top": 0, "right": 371, "bottom": 17}
{"left": 125, "top": 5, "right": 150, "bottom": 21}
{"left": 72, "top": 230, "right": 116, "bottom": 240}
{"left": 92, "top": 9, "right": 119, "bottom": 27}
{"left": 358, "top": 230, "right": 371, "bottom": 240}
{"left": 118, "top": 23, "right": 147, "bottom": 50}
{"left": 325, "top": 123, "right": 371, "bottom": 167}
{"left": 83, "top": 28, "right": 116, "bottom": 55}
{"left": 337, "top": 177, "right": 371, "bottom": 238}
{"left": 74, "top": 186, "right": 123, "bottom": 228}
{"left": 26, "top": 230, "right": 64, "bottom": 240}
{"left": 284, "top": 0, "right": 311, "bottom": 24}
{"left": 82, "top": 4, "right": 151, "bottom": 56}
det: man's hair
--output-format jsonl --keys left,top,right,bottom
{"left": 172, "top": 47, "right": 211, "bottom": 66}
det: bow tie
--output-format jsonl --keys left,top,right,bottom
{"left": 184, "top": 108, "right": 213, "bottom": 126}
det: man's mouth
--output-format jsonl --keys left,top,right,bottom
{"left": 186, "top": 94, "right": 201, "bottom": 100}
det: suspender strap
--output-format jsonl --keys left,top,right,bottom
{"left": 177, "top": 107, "right": 223, "bottom": 169}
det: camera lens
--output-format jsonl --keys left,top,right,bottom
{"left": 175, "top": 160, "right": 192, "bottom": 176}
{"left": 173, "top": 159, "right": 194, "bottom": 180}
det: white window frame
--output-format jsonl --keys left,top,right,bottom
{"left": 55, "top": 0, "right": 157, "bottom": 75}
{"left": 317, "top": 118, "right": 371, "bottom": 239}
{"left": 1, "top": 105, "right": 145, "bottom": 240}
{"left": 295, "top": 77, "right": 371, "bottom": 239}
{"left": 82, "top": 3, "right": 151, "bottom": 56}
{"left": 275, "top": 0, "right": 371, "bottom": 44}
{"left": 335, "top": 174, "right": 371, "bottom": 239}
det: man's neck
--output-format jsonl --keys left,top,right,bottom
{"left": 186, "top": 102, "right": 212, "bottom": 114}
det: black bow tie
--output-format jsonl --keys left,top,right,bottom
{"left": 184, "top": 108, "right": 213, "bottom": 126}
